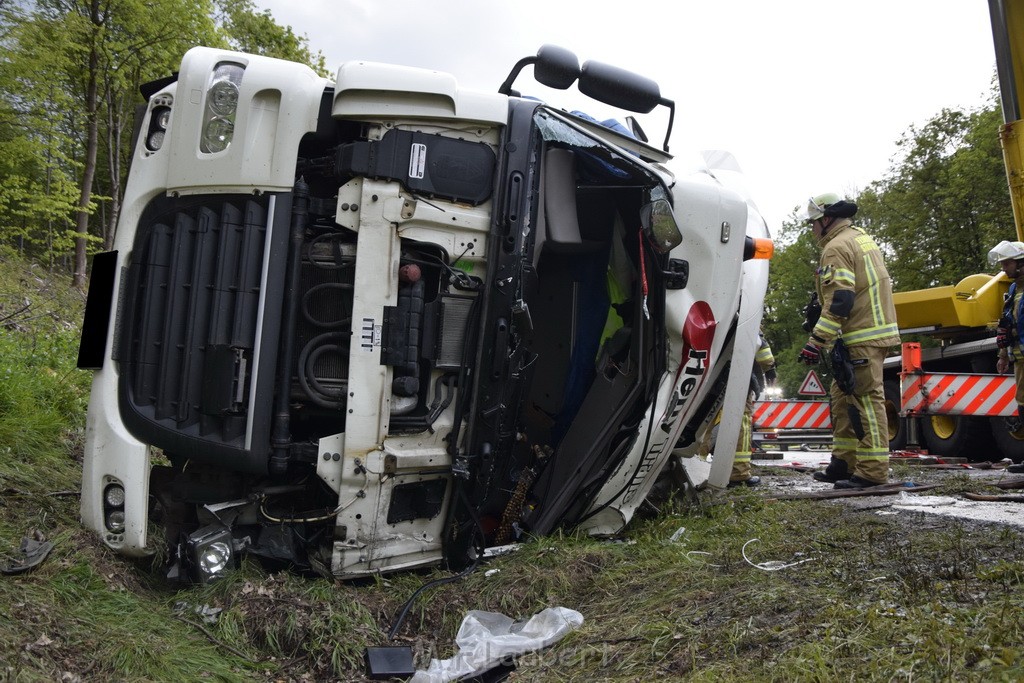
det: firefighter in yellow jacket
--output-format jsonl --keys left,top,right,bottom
{"left": 796, "top": 193, "right": 900, "bottom": 489}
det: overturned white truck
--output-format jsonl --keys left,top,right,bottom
{"left": 77, "top": 45, "right": 771, "bottom": 582}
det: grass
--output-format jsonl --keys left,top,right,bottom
{"left": 3, "top": 254, "right": 1024, "bottom": 681}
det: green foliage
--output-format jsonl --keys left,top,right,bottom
{"left": 763, "top": 95, "right": 1013, "bottom": 396}
{"left": 761, "top": 218, "right": 827, "bottom": 396}
{"left": 214, "top": 0, "right": 329, "bottom": 77}
{"left": 0, "top": 254, "right": 89, "bottom": 493}
{"left": 0, "top": 4, "right": 84, "bottom": 264}
{"left": 0, "top": 0, "right": 324, "bottom": 273}
{"left": 858, "top": 97, "right": 1014, "bottom": 291}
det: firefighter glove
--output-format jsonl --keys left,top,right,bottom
{"left": 997, "top": 315, "right": 1014, "bottom": 349}
{"left": 764, "top": 367, "right": 777, "bottom": 385}
{"left": 798, "top": 342, "right": 821, "bottom": 365}
{"left": 801, "top": 292, "right": 822, "bottom": 333}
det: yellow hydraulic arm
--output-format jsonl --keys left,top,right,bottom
{"left": 990, "top": 0, "right": 1024, "bottom": 240}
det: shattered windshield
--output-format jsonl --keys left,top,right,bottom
{"left": 534, "top": 108, "right": 659, "bottom": 187}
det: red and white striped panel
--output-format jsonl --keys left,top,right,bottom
{"left": 901, "top": 373, "right": 1018, "bottom": 417}
{"left": 752, "top": 400, "right": 831, "bottom": 429}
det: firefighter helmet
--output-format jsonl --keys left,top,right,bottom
{"left": 988, "top": 240, "right": 1024, "bottom": 265}
{"left": 796, "top": 192, "right": 842, "bottom": 222}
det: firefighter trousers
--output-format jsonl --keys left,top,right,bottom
{"left": 731, "top": 391, "right": 754, "bottom": 482}
{"left": 698, "top": 392, "right": 754, "bottom": 482}
{"left": 829, "top": 345, "right": 889, "bottom": 484}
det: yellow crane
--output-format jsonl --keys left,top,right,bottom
{"left": 881, "top": 0, "right": 1024, "bottom": 460}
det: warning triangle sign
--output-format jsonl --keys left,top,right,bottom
{"left": 798, "top": 370, "right": 827, "bottom": 396}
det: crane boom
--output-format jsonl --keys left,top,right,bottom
{"left": 989, "top": 0, "right": 1024, "bottom": 239}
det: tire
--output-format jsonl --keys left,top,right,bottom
{"left": 972, "top": 354, "right": 1024, "bottom": 463}
{"left": 883, "top": 378, "right": 908, "bottom": 451}
{"left": 918, "top": 354, "right": 998, "bottom": 461}
{"left": 921, "top": 413, "right": 994, "bottom": 461}
{"left": 990, "top": 417, "right": 1024, "bottom": 463}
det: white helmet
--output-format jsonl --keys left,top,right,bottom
{"left": 796, "top": 192, "right": 842, "bottom": 222}
{"left": 987, "top": 240, "right": 1024, "bottom": 265}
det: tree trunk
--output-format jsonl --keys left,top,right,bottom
{"left": 102, "top": 77, "right": 122, "bottom": 251}
{"left": 72, "top": 0, "right": 101, "bottom": 289}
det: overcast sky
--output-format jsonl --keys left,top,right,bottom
{"left": 252, "top": 0, "right": 998, "bottom": 236}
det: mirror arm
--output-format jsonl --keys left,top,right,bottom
{"left": 660, "top": 98, "right": 675, "bottom": 153}
{"left": 498, "top": 57, "right": 536, "bottom": 95}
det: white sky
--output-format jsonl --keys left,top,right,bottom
{"left": 252, "top": 0, "right": 998, "bottom": 236}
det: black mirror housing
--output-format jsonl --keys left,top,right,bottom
{"left": 534, "top": 44, "right": 580, "bottom": 90}
{"left": 579, "top": 60, "right": 662, "bottom": 114}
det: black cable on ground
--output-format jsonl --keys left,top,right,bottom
{"left": 386, "top": 556, "right": 481, "bottom": 640}
{"left": 386, "top": 485, "right": 486, "bottom": 640}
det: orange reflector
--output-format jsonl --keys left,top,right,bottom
{"left": 750, "top": 237, "right": 773, "bottom": 260}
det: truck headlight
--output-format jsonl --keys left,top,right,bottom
{"left": 104, "top": 483, "right": 126, "bottom": 507}
{"left": 105, "top": 510, "right": 126, "bottom": 533}
{"left": 202, "top": 116, "right": 234, "bottom": 154}
{"left": 102, "top": 480, "right": 126, "bottom": 534}
{"left": 207, "top": 80, "right": 239, "bottom": 116}
{"left": 186, "top": 524, "right": 236, "bottom": 582}
{"left": 145, "top": 104, "right": 172, "bottom": 152}
{"left": 200, "top": 62, "right": 244, "bottom": 154}
{"left": 199, "top": 541, "right": 231, "bottom": 575}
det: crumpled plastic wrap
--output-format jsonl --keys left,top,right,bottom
{"left": 410, "top": 606, "right": 584, "bottom": 682}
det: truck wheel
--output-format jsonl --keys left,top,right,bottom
{"left": 973, "top": 353, "right": 1024, "bottom": 462}
{"left": 959, "top": 353, "right": 1024, "bottom": 461}
{"left": 883, "top": 378, "right": 907, "bottom": 451}
{"left": 991, "top": 418, "right": 1024, "bottom": 463}
{"left": 921, "top": 413, "right": 992, "bottom": 460}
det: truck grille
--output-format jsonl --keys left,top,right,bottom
{"left": 117, "top": 193, "right": 290, "bottom": 473}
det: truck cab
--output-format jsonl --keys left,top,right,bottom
{"left": 77, "top": 45, "right": 770, "bottom": 581}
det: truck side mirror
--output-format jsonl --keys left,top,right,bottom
{"left": 498, "top": 44, "right": 580, "bottom": 95}
{"left": 533, "top": 44, "right": 580, "bottom": 90}
{"left": 578, "top": 61, "right": 676, "bottom": 150}
{"left": 499, "top": 46, "right": 676, "bottom": 152}
{"left": 579, "top": 61, "right": 661, "bottom": 113}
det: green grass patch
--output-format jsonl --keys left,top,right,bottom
{"left": 4, "top": 256, "right": 1024, "bottom": 681}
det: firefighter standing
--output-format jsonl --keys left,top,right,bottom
{"left": 797, "top": 193, "right": 900, "bottom": 489}
{"left": 989, "top": 241, "right": 1024, "bottom": 452}
{"left": 699, "top": 334, "right": 776, "bottom": 487}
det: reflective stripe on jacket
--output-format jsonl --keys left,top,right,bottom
{"left": 754, "top": 337, "right": 774, "bottom": 370}
{"left": 812, "top": 220, "right": 900, "bottom": 348}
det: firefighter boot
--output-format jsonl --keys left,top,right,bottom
{"left": 1006, "top": 406, "right": 1024, "bottom": 439}
{"left": 834, "top": 475, "right": 884, "bottom": 490}
{"left": 812, "top": 458, "right": 849, "bottom": 484}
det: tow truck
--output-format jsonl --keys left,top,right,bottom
{"left": 76, "top": 45, "right": 771, "bottom": 581}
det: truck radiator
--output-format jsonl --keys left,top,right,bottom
{"left": 292, "top": 240, "right": 355, "bottom": 408}
{"left": 117, "top": 194, "right": 290, "bottom": 473}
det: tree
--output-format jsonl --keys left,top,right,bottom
{"left": 761, "top": 95, "right": 1014, "bottom": 398}
{"left": 857, "top": 97, "right": 1014, "bottom": 292}
{"left": 214, "top": 0, "right": 329, "bottom": 77}
{"left": 31, "top": 0, "right": 220, "bottom": 287}
{"left": 760, "top": 217, "right": 829, "bottom": 398}
{"left": 0, "top": 3, "right": 81, "bottom": 264}
{"left": 0, "top": 0, "right": 325, "bottom": 282}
